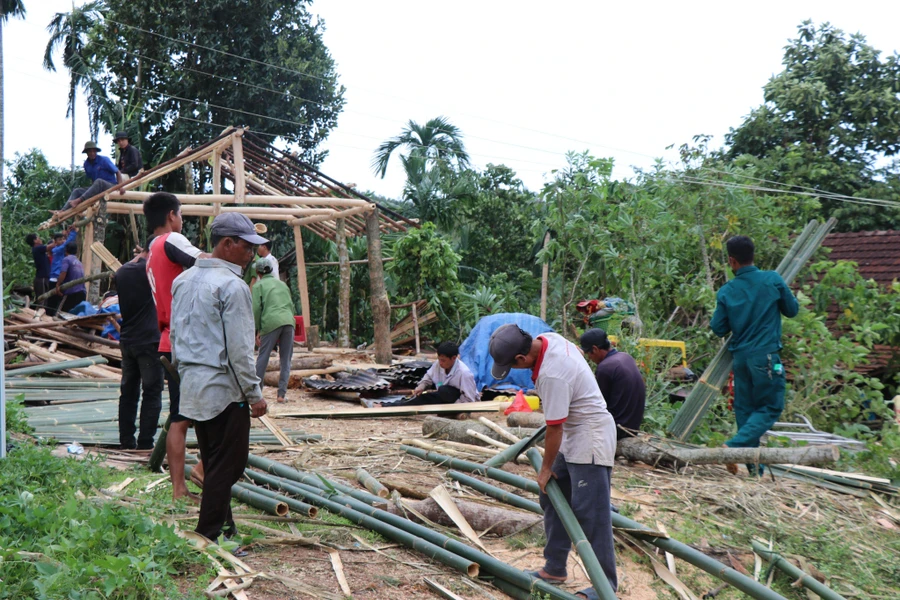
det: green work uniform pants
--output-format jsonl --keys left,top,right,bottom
{"left": 726, "top": 353, "right": 785, "bottom": 464}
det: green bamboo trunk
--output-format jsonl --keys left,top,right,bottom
{"left": 356, "top": 467, "right": 389, "bottom": 498}
{"left": 482, "top": 425, "right": 546, "bottom": 468}
{"left": 401, "top": 445, "right": 540, "bottom": 494}
{"left": 448, "top": 470, "right": 541, "bottom": 514}
{"left": 233, "top": 482, "right": 317, "bottom": 517}
{"left": 751, "top": 540, "right": 846, "bottom": 600}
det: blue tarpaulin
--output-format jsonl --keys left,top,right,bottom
{"left": 459, "top": 313, "right": 554, "bottom": 392}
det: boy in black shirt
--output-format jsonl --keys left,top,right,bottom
{"left": 115, "top": 249, "right": 164, "bottom": 449}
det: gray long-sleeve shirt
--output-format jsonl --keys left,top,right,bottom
{"left": 418, "top": 358, "right": 480, "bottom": 403}
{"left": 170, "top": 258, "right": 263, "bottom": 422}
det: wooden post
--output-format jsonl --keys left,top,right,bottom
{"left": 365, "top": 208, "right": 392, "bottom": 365}
{"left": 81, "top": 217, "right": 94, "bottom": 298}
{"left": 336, "top": 218, "right": 350, "bottom": 348}
{"left": 128, "top": 208, "right": 140, "bottom": 249}
{"left": 86, "top": 198, "right": 108, "bottom": 304}
{"left": 292, "top": 225, "right": 311, "bottom": 325}
{"left": 212, "top": 149, "right": 222, "bottom": 216}
{"left": 539, "top": 231, "right": 550, "bottom": 322}
{"left": 232, "top": 132, "right": 246, "bottom": 204}
{"left": 411, "top": 302, "right": 421, "bottom": 356}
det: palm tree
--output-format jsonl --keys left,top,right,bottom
{"left": 43, "top": 1, "right": 102, "bottom": 174}
{"left": 371, "top": 116, "right": 471, "bottom": 179}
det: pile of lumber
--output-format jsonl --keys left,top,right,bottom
{"left": 389, "top": 300, "right": 436, "bottom": 346}
{"left": 5, "top": 307, "right": 122, "bottom": 378}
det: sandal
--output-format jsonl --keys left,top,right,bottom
{"left": 576, "top": 588, "right": 601, "bottom": 600}
{"left": 525, "top": 569, "right": 567, "bottom": 583}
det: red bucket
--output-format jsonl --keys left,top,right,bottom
{"left": 293, "top": 315, "right": 306, "bottom": 343}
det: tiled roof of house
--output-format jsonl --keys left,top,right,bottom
{"left": 823, "top": 230, "right": 900, "bottom": 288}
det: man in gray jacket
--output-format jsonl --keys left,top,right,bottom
{"left": 171, "top": 213, "right": 269, "bottom": 542}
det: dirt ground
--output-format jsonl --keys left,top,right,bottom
{"left": 156, "top": 348, "right": 896, "bottom": 599}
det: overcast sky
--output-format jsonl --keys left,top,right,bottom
{"left": 6, "top": 1, "right": 900, "bottom": 199}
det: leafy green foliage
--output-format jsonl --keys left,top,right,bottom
{"left": 1, "top": 151, "right": 76, "bottom": 287}
{"left": 0, "top": 443, "right": 210, "bottom": 599}
{"left": 725, "top": 21, "right": 900, "bottom": 230}
{"left": 5, "top": 393, "right": 31, "bottom": 435}
{"left": 90, "top": 0, "right": 344, "bottom": 174}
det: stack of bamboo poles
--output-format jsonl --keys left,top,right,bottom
{"left": 23, "top": 399, "right": 319, "bottom": 447}
{"left": 769, "top": 464, "right": 898, "bottom": 498}
{"left": 668, "top": 219, "right": 837, "bottom": 441}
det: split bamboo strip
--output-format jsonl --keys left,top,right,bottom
{"left": 525, "top": 449, "right": 617, "bottom": 600}
{"left": 751, "top": 541, "right": 846, "bottom": 600}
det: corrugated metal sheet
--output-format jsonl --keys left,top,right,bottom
{"left": 303, "top": 370, "right": 392, "bottom": 392}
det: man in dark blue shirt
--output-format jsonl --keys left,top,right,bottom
{"left": 61, "top": 141, "right": 124, "bottom": 210}
{"left": 580, "top": 328, "right": 646, "bottom": 439}
{"left": 46, "top": 227, "right": 77, "bottom": 316}
{"left": 26, "top": 233, "right": 51, "bottom": 303}
{"left": 711, "top": 236, "right": 799, "bottom": 474}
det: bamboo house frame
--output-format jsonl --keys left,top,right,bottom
{"left": 39, "top": 127, "right": 413, "bottom": 363}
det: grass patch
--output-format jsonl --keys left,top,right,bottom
{"left": 0, "top": 442, "right": 214, "bottom": 599}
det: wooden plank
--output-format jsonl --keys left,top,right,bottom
{"left": 4, "top": 314, "right": 117, "bottom": 333}
{"left": 91, "top": 242, "right": 123, "bottom": 271}
{"left": 279, "top": 400, "right": 511, "bottom": 419}
{"left": 293, "top": 225, "right": 311, "bottom": 323}
{"left": 232, "top": 132, "right": 246, "bottom": 203}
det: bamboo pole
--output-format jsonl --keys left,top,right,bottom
{"left": 6, "top": 356, "right": 107, "bottom": 377}
{"left": 525, "top": 448, "right": 617, "bottom": 600}
{"left": 750, "top": 541, "right": 845, "bottom": 600}
{"left": 292, "top": 225, "right": 311, "bottom": 324}
{"left": 117, "top": 191, "right": 369, "bottom": 207}
{"left": 355, "top": 467, "right": 389, "bottom": 498}
{"left": 233, "top": 482, "right": 318, "bottom": 517}
{"left": 244, "top": 470, "right": 480, "bottom": 578}
{"left": 35, "top": 272, "right": 114, "bottom": 301}
{"left": 483, "top": 427, "right": 546, "bottom": 468}
{"left": 401, "top": 446, "right": 540, "bottom": 494}
{"left": 290, "top": 205, "right": 372, "bottom": 227}
{"left": 245, "top": 455, "right": 386, "bottom": 506}
{"left": 411, "top": 302, "right": 420, "bottom": 355}
{"left": 448, "top": 471, "right": 542, "bottom": 514}
{"left": 246, "top": 469, "right": 577, "bottom": 600}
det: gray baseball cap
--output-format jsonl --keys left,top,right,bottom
{"left": 210, "top": 213, "right": 268, "bottom": 245}
{"left": 255, "top": 259, "right": 273, "bottom": 275}
{"left": 488, "top": 323, "right": 532, "bottom": 379}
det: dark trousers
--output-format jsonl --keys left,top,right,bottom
{"left": 32, "top": 277, "right": 50, "bottom": 305}
{"left": 255, "top": 325, "right": 294, "bottom": 399}
{"left": 727, "top": 353, "right": 785, "bottom": 449}
{"left": 118, "top": 342, "right": 165, "bottom": 449}
{"left": 194, "top": 402, "right": 250, "bottom": 541}
{"left": 160, "top": 351, "right": 187, "bottom": 421}
{"left": 539, "top": 453, "right": 618, "bottom": 591}
{"left": 65, "top": 179, "right": 115, "bottom": 208}
{"left": 400, "top": 385, "right": 461, "bottom": 407}
{"left": 59, "top": 291, "right": 87, "bottom": 313}
{"left": 46, "top": 286, "right": 62, "bottom": 316}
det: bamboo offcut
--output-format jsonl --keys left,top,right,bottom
{"left": 233, "top": 482, "right": 318, "bottom": 517}
{"left": 355, "top": 467, "right": 390, "bottom": 498}
{"left": 751, "top": 541, "right": 846, "bottom": 600}
{"left": 448, "top": 471, "right": 542, "bottom": 514}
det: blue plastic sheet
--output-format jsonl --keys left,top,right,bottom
{"left": 459, "top": 313, "right": 554, "bottom": 392}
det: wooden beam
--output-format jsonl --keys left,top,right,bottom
{"left": 540, "top": 231, "right": 550, "bottom": 322}
{"left": 366, "top": 208, "right": 392, "bottom": 365}
{"left": 232, "top": 132, "right": 246, "bottom": 203}
{"left": 279, "top": 400, "right": 511, "bottom": 419}
{"left": 82, "top": 219, "right": 94, "bottom": 300}
{"left": 306, "top": 257, "right": 394, "bottom": 267}
{"left": 117, "top": 191, "right": 369, "bottom": 207}
{"left": 293, "top": 225, "right": 311, "bottom": 326}
{"left": 290, "top": 205, "right": 373, "bottom": 227}
{"left": 90, "top": 241, "right": 122, "bottom": 271}
{"left": 336, "top": 218, "right": 350, "bottom": 348}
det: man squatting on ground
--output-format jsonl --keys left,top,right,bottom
{"left": 490, "top": 324, "right": 618, "bottom": 598}
{"left": 253, "top": 258, "right": 295, "bottom": 404}
{"left": 144, "top": 192, "right": 211, "bottom": 501}
{"left": 711, "top": 235, "right": 799, "bottom": 475}
{"left": 115, "top": 247, "right": 164, "bottom": 450}
{"left": 406, "top": 341, "right": 480, "bottom": 406}
{"left": 171, "top": 213, "right": 269, "bottom": 542}
{"left": 580, "top": 328, "right": 646, "bottom": 440}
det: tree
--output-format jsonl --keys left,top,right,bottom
{"left": 43, "top": 1, "right": 103, "bottom": 174}
{"left": 91, "top": 0, "right": 345, "bottom": 178}
{"left": 372, "top": 116, "right": 470, "bottom": 179}
{"left": 725, "top": 21, "right": 900, "bottom": 231}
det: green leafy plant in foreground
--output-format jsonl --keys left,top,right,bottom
{"left": 0, "top": 443, "right": 210, "bottom": 599}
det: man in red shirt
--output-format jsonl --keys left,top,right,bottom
{"left": 144, "top": 192, "right": 210, "bottom": 501}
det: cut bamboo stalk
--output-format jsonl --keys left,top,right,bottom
{"left": 483, "top": 427, "right": 547, "bottom": 468}
{"left": 467, "top": 429, "right": 509, "bottom": 450}
{"left": 525, "top": 448, "right": 618, "bottom": 600}
{"left": 478, "top": 416, "right": 522, "bottom": 444}
{"left": 356, "top": 467, "right": 390, "bottom": 498}
{"left": 751, "top": 541, "right": 846, "bottom": 600}
{"left": 6, "top": 355, "right": 107, "bottom": 376}
{"left": 448, "top": 471, "right": 542, "bottom": 514}
{"left": 233, "top": 482, "right": 318, "bottom": 517}
{"left": 401, "top": 446, "right": 540, "bottom": 495}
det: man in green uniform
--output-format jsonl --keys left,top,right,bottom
{"left": 252, "top": 260, "right": 296, "bottom": 404}
{"left": 711, "top": 236, "right": 799, "bottom": 474}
